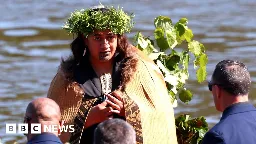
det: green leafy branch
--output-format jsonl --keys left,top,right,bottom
{"left": 133, "top": 16, "right": 208, "bottom": 104}
{"left": 133, "top": 16, "right": 208, "bottom": 144}
{"left": 176, "top": 114, "right": 208, "bottom": 144}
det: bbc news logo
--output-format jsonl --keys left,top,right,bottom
{"left": 6, "top": 123, "right": 75, "bottom": 134}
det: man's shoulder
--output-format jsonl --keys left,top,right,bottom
{"left": 201, "top": 129, "right": 225, "bottom": 144}
{"left": 206, "top": 117, "right": 240, "bottom": 138}
{"left": 206, "top": 122, "right": 225, "bottom": 136}
{"left": 210, "top": 116, "right": 242, "bottom": 133}
{"left": 27, "top": 133, "right": 63, "bottom": 144}
{"left": 202, "top": 109, "right": 256, "bottom": 144}
{"left": 201, "top": 120, "right": 236, "bottom": 144}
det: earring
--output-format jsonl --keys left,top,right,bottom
{"left": 83, "top": 48, "right": 86, "bottom": 56}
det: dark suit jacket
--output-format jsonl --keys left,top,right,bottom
{"left": 27, "top": 133, "right": 62, "bottom": 144}
{"left": 201, "top": 102, "right": 256, "bottom": 144}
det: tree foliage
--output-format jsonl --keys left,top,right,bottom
{"left": 176, "top": 114, "right": 208, "bottom": 144}
{"left": 133, "top": 16, "right": 208, "bottom": 144}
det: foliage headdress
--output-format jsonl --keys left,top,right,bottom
{"left": 63, "top": 5, "right": 134, "bottom": 37}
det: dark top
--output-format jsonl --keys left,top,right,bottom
{"left": 73, "top": 53, "right": 125, "bottom": 144}
{"left": 201, "top": 102, "right": 256, "bottom": 144}
{"left": 74, "top": 53, "right": 124, "bottom": 99}
{"left": 27, "top": 133, "right": 62, "bottom": 144}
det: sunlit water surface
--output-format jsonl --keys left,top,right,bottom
{"left": 0, "top": 0, "right": 256, "bottom": 143}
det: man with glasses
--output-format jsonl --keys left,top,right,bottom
{"left": 201, "top": 60, "right": 256, "bottom": 144}
{"left": 24, "top": 97, "right": 63, "bottom": 144}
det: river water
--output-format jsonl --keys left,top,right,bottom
{"left": 0, "top": 0, "right": 256, "bottom": 143}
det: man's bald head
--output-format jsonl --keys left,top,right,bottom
{"left": 25, "top": 97, "right": 61, "bottom": 124}
{"left": 24, "top": 98, "right": 62, "bottom": 140}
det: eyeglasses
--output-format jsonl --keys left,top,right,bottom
{"left": 208, "top": 81, "right": 223, "bottom": 91}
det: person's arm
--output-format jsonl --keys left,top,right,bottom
{"left": 201, "top": 131, "right": 225, "bottom": 144}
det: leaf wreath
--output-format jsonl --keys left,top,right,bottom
{"left": 63, "top": 6, "right": 135, "bottom": 37}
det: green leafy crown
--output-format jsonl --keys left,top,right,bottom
{"left": 62, "top": 5, "right": 135, "bottom": 37}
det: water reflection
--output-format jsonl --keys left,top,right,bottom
{"left": 4, "top": 29, "right": 39, "bottom": 37}
{"left": 0, "top": 0, "right": 256, "bottom": 143}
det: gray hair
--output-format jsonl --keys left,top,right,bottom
{"left": 94, "top": 119, "right": 136, "bottom": 144}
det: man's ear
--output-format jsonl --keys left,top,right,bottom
{"left": 215, "top": 85, "right": 222, "bottom": 99}
{"left": 58, "top": 120, "right": 65, "bottom": 135}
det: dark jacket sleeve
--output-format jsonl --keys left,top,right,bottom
{"left": 201, "top": 131, "right": 225, "bottom": 144}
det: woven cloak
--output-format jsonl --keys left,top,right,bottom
{"left": 47, "top": 46, "right": 178, "bottom": 144}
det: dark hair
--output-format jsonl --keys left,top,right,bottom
{"left": 94, "top": 119, "right": 136, "bottom": 144}
{"left": 211, "top": 59, "right": 251, "bottom": 96}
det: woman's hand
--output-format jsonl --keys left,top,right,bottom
{"left": 106, "top": 91, "right": 125, "bottom": 117}
{"left": 85, "top": 101, "right": 119, "bottom": 128}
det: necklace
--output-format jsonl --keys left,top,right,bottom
{"left": 100, "top": 73, "right": 112, "bottom": 95}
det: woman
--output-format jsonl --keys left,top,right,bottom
{"left": 47, "top": 5, "right": 177, "bottom": 144}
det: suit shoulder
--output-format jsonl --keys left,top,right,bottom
{"left": 201, "top": 130, "right": 225, "bottom": 144}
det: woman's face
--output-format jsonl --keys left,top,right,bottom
{"left": 84, "top": 29, "right": 118, "bottom": 62}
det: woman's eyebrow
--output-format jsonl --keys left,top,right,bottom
{"left": 93, "top": 33, "right": 102, "bottom": 36}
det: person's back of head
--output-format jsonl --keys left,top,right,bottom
{"left": 211, "top": 59, "right": 251, "bottom": 96}
{"left": 94, "top": 119, "right": 136, "bottom": 144}
{"left": 24, "top": 97, "right": 61, "bottom": 141}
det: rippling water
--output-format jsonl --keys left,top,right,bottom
{"left": 1, "top": 0, "right": 256, "bottom": 143}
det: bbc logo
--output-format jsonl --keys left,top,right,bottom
{"left": 6, "top": 123, "right": 41, "bottom": 134}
